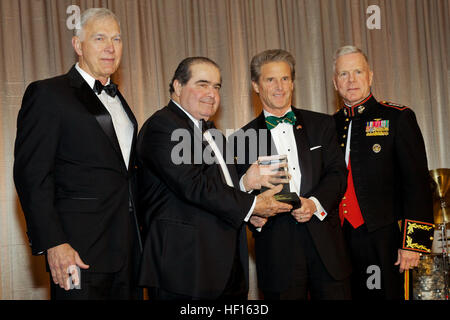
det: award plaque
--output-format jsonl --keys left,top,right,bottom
{"left": 257, "top": 155, "right": 301, "bottom": 210}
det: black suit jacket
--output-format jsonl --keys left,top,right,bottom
{"left": 136, "top": 101, "right": 255, "bottom": 299}
{"left": 231, "top": 107, "right": 352, "bottom": 292}
{"left": 13, "top": 66, "right": 141, "bottom": 273}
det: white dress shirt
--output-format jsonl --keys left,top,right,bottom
{"left": 75, "top": 63, "right": 134, "bottom": 169}
{"left": 260, "top": 108, "right": 327, "bottom": 221}
{"left": 172, "top": 99, "right": 256, "bottom": 221}
{"left": 345, "top": 120, "right": 352, "bottom": 166}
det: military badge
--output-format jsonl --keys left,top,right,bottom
{"left": 358, "top": 106, "right": 365, "bottom": 114}
{"left": 366, "top": 119, "right": 389, "bottom": 136}
{"left": 372, "top": 144, "right": 381, "bottom": 153}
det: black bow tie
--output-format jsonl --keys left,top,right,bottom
{"left": 94, "top": 80, "right": 118, "bottom": 97}
{"left": 200, "top": 119, "right": 216, "bottom": 134}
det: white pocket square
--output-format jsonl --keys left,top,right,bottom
{"left": 310, "top": 146, "right": 322, "bottom": 151}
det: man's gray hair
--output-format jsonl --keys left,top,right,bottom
{"left": 333, "top": 45, "right": 370, "bottom": 73}
{"left": 250, "top": 49, "right": 296, "bottom": 83}
{"left": 75, "top": 8, "right": 120, "bottom": 40}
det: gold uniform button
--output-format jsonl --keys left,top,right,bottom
{"left": 343, "top": 135, "right": 346, "bottom": 138}
{"left": 343, "top": 203, "right": 347, "bottom": 207}
{"left": 344, "top": 210, "right": 348, "bottom": 214}
{"left": 343, "top": 196, "right": 346, "bottom": 200}
{"left": 341, "top": 143, "right": 345, "bottom": 147}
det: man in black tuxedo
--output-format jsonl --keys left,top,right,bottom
{"left": 13, "top": 8, "right": 142, "bottom": 300}
{"left": 137, "top": 57, "right": 291, "bottom": 300}
{"left": 332, "top": 45, "right": 434, "bottom": 299}
{"left": 231, "top": 49, "right": 352, "bottom": 299}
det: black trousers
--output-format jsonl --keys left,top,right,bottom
{"left": 50, "top": 258, "right": 142, "bottom": 300}
{"left": 263, "top": 223, "right": 351, "bottom": 300}
{"left": 50, "top": 210, "right": 142, "bottom": 300}
{"left": 149, "top": 247, "right": 247, "bottom": 300}
{"left": 343, "top": 220, "right": 403, "bottom": 300}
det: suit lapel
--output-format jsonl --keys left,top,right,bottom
{"left": 222, "top": 135, "right": 240, "bottom": 187}
{"left": 292, "top": 108, "right": 313, "bottom": 196}
{"left": 255, "top": 112, "right": 277, "bottom": 157}
{"left": 167, "top": 101, "right": 205, "bottom": 146}
{"left": 168, "top": 101, "right": 235, "bottom": 187}
{"left": 68, "top": 66, "right": 127, "bottom": 172}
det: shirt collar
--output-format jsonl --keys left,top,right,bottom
{"left": 171, "top": 99, "right": 201, "bottom": 128}
{"left": 75, "top": 63, "right": 110, "bottom": 91}
{"left": 263, "top": 107, "right": 293, "bottom": 118}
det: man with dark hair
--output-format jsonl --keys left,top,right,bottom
{"left": 137, "top": 56, "right": 291, "bottom": 300}
{"left": 14, "top": 8, "right": 142, "bottom": 300}
{"left": 231, "top": 49, "right": 352, "bottom": 299}
{"left": 332, "top": 45, "right": 434, "bottom": 299}
{"left": 168, "top": 56, "right": 221, "bottom": 95}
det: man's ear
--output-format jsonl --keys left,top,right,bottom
{"left": 251, "top": 81, "right": 260, "bottom": 94}
{"left": 173, "top": 79, "right": 182, "bottom": 97}
{"left": 72, "top": 36, "right": 82, "bottom": 56}
{"left": 332, "top": 77, "right": 338, "bottom": 91}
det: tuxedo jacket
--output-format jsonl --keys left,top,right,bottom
{"left": 13, "top": 66, "right": 141, "bottom": 273}
{"left": 231, "top": 107, "right": 352, "bottom": 293}
{"left": 136, "top": 101, "right": 255, "bottom": 299}
{"left": 334, "top": 94, "right": 434, "bottom": 253}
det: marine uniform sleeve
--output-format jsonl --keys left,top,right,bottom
{"left": 388, "top": 102, "right": 434, "bottom": 253}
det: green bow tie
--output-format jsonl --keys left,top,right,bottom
{"left": 265, "top": 111, "right": 297, "bottom": 129}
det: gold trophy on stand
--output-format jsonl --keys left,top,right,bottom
{"left": 413, "top": 169, "right": 449, "bottom": 300}
{"left": 430, "top": 169, "right": 449, "bottom": 300}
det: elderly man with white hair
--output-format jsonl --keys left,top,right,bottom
{"left": 14, "top": 8, "right": 142, "bottom": 300}
{"left": 333, "top": 45, "right": 434, "bottom": 300}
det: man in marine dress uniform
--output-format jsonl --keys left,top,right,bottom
{"left": 332, "top": 45, "right": 434, "bottom": 299}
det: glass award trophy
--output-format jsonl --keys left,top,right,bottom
{"left": 257, "top": 154, "right": 301, "bottom": 209}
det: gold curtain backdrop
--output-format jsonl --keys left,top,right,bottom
{"left": 0, "top": 0, "right": 448, "bottom": 299}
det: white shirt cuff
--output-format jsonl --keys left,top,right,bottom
{"left": 239, "top": 175, "right": 247, "bottom": 192}
{"left": 244, "top": 197, "right": 257, "bottom": 222}
{"left": 245, "top": 197, "right": 262, "bottom": 232}
{"left": 309, "top": 196, "right": 327, "bottom": 221}
{"left": 239, "top": 174, "right": 255, "bottom": 193}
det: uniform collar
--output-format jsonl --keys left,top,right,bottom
{"left": 342, "top": 93, "right": 376, "bottom": 118}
